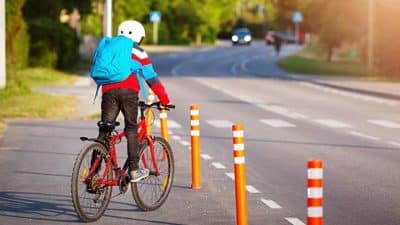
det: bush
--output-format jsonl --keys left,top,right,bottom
{"left": 27, "top": 18, "right": 80, "bottom": 69}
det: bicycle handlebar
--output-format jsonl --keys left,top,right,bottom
{"left": 138, "top": 101, "right": 176, "bottom": 111}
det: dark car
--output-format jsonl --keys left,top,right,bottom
{"left": 231, "top": 28, "right": 252, "bottom": 45}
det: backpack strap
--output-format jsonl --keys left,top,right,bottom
{"left": 92, "top": 85, "right": 101, "bottom": 104}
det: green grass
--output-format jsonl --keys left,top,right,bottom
{"left": 0, "top": 67, "right": 79, "bottom": 134}
{"left": 279, "top": 47, "right": 368, "bottom": 77}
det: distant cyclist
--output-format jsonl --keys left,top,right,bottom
{"left": 273, "top": 33, "right": 283, "bottom": 56}
{"left": 95, "top": 20, "right": 171, "bottom": 182}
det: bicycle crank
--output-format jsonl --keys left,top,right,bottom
{"left": 118, "top": 173, "right": 130, "bottom": 194}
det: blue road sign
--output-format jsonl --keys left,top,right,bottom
{"left": 150, "top": 11, "right": 161, "bottom": 23}
{"left": 292, "top": 11, "right": 303, "bottom": 23}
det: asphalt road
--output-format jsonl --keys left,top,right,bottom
{"left": 1, "top": 41, "right": 400, "bottom": 225}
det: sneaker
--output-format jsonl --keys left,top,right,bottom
{"left": 129, "top": 169, "right": 150, "bottom": 182}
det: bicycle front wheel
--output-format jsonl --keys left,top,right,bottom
{"left": 131, "top": 137, "right": 174, "bottom": 211}
{"left": 71, "top": 142, "right": 113, "bottom": 222}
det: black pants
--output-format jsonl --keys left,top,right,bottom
{"left": 98, "top": 88, "right": 139, "bottom": 171}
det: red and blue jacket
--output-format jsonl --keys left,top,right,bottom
{"left": 102, "top": 45, "right": 170, "bottom": 105}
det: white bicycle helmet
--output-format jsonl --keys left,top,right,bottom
{"left": 117, "top": 20, "right": 145, "bottom": 44}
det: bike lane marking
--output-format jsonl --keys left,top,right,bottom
{"left": 205, "top": 120, "right": 233, "bottom": 128}
{"left": 388, "top": 141, "right": 400, "bottom": 147}
{"left": 349, "top": 131, "right": 380, "bottom": 141}
{"left": 200, "top": 154, "right": 212, "bottom": 160}
{"left": 211, "top": 162, "right": 226, "bottom": 169}
{"left": 260, "top": 119, "right": 296, "bottom": 128}
{"left": 286, "top": 217, "right": 306, "bottom": 225}
{"left": 368, "top": 120, "right": 400, "bottom": 128}
{"left": 314, "top": 119, "right": 352, "bottom": 128}
{"left": 260, "top": 198, "right": 282, "bottom": 209}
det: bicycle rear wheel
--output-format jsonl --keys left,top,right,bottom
{"left": 131, "top": 137, "right": 174, "bottom": 211}
{"left": 71, "top": 142, "right": 113, "bottom": 222}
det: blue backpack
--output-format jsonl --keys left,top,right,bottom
{"left": 90, "top": 35, "right": 146, "bottom": 100}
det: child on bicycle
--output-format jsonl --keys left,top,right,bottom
{"left": 96, "top": 20, "right": 171, "bottom": 182}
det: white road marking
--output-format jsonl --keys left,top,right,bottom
{"left": 246, "top": 185, "right": 260, "bottom": 194}
{"left": 388, "top": 141, "right": 400, "bottom": 147}
{"left": 260, "top": 198, "right": 282, "bottom": 209}
{"left": 153, "top": 120, "right": 182, "bottom": 129}
{"left": 314, "top": 119, "right": 351, "bottom": 128}
{"left": 206, "top": 120, "right": 233, "bottom": 128}
{"left": 260, "top": 119, "right": 296, "bottom": 128}
{"left": 212, "top": 162, "right": 226, "bottom": 169}
{"left": 286, "top": 217, "right": 306, "bottom": 225}
{"left": 179, "top": 140, "right": 190, "bottom": 146}
{"left": 200, "top": 154, "right": 212, "bottom": 160}
{"left": 225, "top": 172, "right": 235, "bottom": 180}
{"left": 349, "top": 131, "right": 380, "bottom": 141}
{"left": 368, "top": 120, "right": 400, "bottom": 128}
{"left": 256, "top": 103, "right": 307, "bottom": 119}
{"left": 171, "top": 135, "right": 181, "bottom": 140}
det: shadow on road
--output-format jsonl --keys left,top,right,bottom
{"left": 0, "top": 191, "right": 79, "bottom": 222}
{"left": 0, "top": 191, "right": 186, "bottom": 224}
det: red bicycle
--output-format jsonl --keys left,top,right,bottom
{"left": 71, "top": 101, "right": 175, "bottom": 222}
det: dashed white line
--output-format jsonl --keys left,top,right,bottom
{"left": 225, "top": 172, "right": 235, "bottom": 180}
{"left": 256, "top": 103, "right": 307, "bottom": 119}
{"left": 200, "top": 154, "right": 212, "bottom": 160}
{"left": 349, "top": 131, "right": 380, "bottom": 141}
{"left": 246, "top": 185, "right": 260, "bottom": 194}
{"left": 206, "top": 120, "right": 233, "bottom": 128}
{"left": 260, "top": 198, "right": 282, "bottom": 209}
{"left": 368, "top": 120, "right": 400, "bottom": 128}
{"left": 285, "top": 217, "right": 306, "bottom": 225}
{"left": 314, "top": 119, "right": 351, "bottom": 128}
{"left": 171, "top": 135, "right": 181, "bottom": 140}
{"left": 260, "top": 119, "right": 296, "bottom": 128}
{"left": 211, "top": 162, "right": 226, "bottom": 169}
{"left": 153, "top": 120, "right": 182, "bottom": 128}
{"left": 179, "top": 140, "right": 190, "bottom": 146}
{"left": 388, "top": 141, "right": 400, "bottom": 147}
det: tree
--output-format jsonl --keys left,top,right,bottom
{"left": 374, "top": 0, "right": 400, "bottom": 77}
{"left": 316, "top": 0, "right": 365, "bottom": 62}
{"left": 23, "top": 0, "right": 92, "bottom": 68}
{"left": 6, "top": 0, "right": 29, "bottom": 70}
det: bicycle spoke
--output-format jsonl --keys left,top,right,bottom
{"left": 132, "top": 137, "right": 174, "bottom": 211}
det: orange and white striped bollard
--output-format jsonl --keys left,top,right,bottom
{"left": 145, "top": 89, "right": 156, "bottom": 135}
{"left": 232, "top": 124, "right": 248, "bottom": 225}
{"left": 307, "top": 159, "right": 323, "bottom": 225}
{"left": 160, "top": 109, "right": 169, "bottom": 142}
{"left": 190, "top": 104, "right": 201, "bottom": 189}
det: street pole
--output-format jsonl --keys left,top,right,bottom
{"left": 153, "top": 22, "right": 158, "bottom": 45}
{"left": 0, "top": 0, "right": 6, "bottom": 89}
{"left": 105, "top": 0, "right": 112, "bottom": 37}
{"left": 367, "top": 0, "right": 374, "bottom": 75}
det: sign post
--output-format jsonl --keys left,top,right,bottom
{"left": 0, "top": 0, "right": 5, "bottom": 89}
{"left": 150, "top": 11, "right": 161, "bottom": 45}
{"left": 292, "top": 11, "right": 303, "bottom": 45}
{"left": 105, "top": 0, "right": 112, "bottom": 37}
